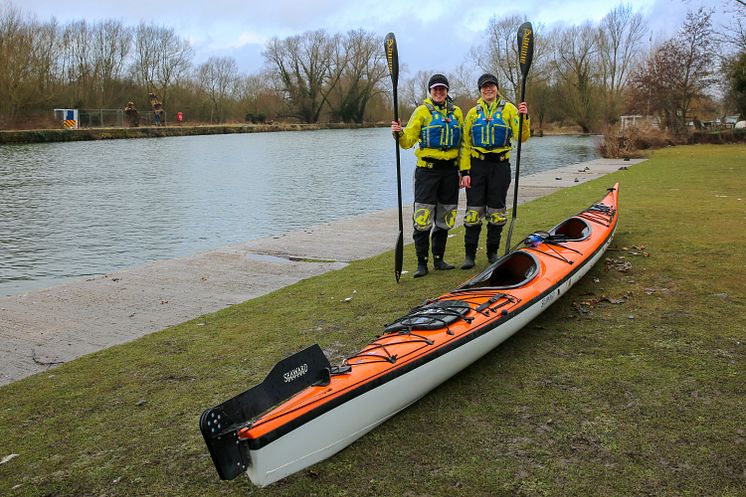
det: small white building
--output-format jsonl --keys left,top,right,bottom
{"left": 620, "top": 115, "right": 659, "bottom": 129}
{"left": 724, "top": 115, "right": 740, "bottom": 128}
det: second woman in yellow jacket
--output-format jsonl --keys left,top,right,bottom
{"left": 391, "top": 74, "right": 464, "bottom": 278}
{"left": 459, "top": 73, "right": 530, "bottom": 269}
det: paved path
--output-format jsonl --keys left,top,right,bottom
{"left": 0, "top": 158, "right": 644, "bottom": 385}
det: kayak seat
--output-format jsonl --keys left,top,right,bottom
{"left": 549, "top": 217, "right": 591, "bottom": 241}
{"left": 460, "top": 251, "right": 539, "bottom": 290}
{"left": 486, "top": 251, "right": 539, "bottom": 289}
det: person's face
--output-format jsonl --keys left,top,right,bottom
{"left": 429, "top": 85, "right": 448, "bottom": 104}
{"left": 480, "top": 83, "right": 498, "bottom": 102}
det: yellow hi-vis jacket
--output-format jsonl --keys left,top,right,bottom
{"left": 398, "top": 97, "right": 464, "bottom": 168}
{"left": 459, "top": 97, "right": 530, "bottom": 173}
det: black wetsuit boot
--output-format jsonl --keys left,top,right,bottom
{"left": 414, "top": 257, "right": 429, "bottom": 278}
{"left": 462, "top": 244, "right": 477, "bottom": 269}
{"left": 431, "top": 227, "right": 454, "bottom": 270}
{"left": 413, "top": 229, "right": 430, "bottom": 278}
{"left": 486, "top": 224, "right": 503, "bottom": 263}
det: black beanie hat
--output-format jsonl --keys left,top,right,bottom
{"left": 428, "top": 73, "right": 449, "bottom": 90}
{"left": 477, "top": 73, "right": 499, "bottom": 89}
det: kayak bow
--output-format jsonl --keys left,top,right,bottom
{"left": 200, "top": 183, "right": 620, "bottom": 486}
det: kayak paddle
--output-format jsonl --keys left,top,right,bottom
{"left": 385, "top": 32, "right": 404, "bottom": 282}
{"left": 504, "top": 22, "right": 534, "bottom": 256}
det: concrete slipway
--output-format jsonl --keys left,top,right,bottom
{"left": 0, "top": 158, "right": 645, "bottom": 385}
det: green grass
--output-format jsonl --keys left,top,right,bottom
{"left": 1, "top": 144, "right": 744, "bottom": 496}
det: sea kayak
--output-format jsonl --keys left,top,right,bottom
{"left": 200, "top": 183, "right": 620, "bottom": 486}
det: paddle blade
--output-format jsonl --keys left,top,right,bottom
{"left": 394, "top": 232, "right": 403, "bottom": 283}
{"left": 384, "top": 32, "right": 399, "bottom": 88}
{"left": 517, "top": 22, "right": 534, "bottom": 78}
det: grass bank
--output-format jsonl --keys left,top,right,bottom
{"left": 1, "top": 144, "right": 744, "bottom": 496}
{"left": 0, "top": 122, "right": 384, "bottom": 145}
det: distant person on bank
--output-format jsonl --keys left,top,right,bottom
{"left": 459, "top": 73, "right": 530, "bottom": 269}
{"left": 391, "top": 74, "right": 464, "bottom": 278}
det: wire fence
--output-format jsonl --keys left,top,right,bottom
{"left": 73, "top": 109, "right": 168, "bottom": 128}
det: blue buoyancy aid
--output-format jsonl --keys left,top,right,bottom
{"left": 471, "top": 100, "right": 511, "bottom": 149}
{"left": 419, "top": 101, "right": 462, "bottom": 150}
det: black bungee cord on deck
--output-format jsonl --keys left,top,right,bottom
{"left": 579, "top": 204, "right": 616, "bottom": 227}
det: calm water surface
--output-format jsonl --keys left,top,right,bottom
{"left": 0, "top": 129, "right": 599, "bottom": 296}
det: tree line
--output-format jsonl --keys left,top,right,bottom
{"left": 466, "top": 5, "right": 745, "bottom": 135}
{"left": 0, "top": 1, "right": 744, "bottom": 133}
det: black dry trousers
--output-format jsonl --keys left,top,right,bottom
{"left": 413, "top": 164, "right": 460, "bottom": 262}
{"left": 464, "top": 157, "right": 512, "bottom": 255}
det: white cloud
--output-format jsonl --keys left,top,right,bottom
{"left": 232, "top": 31, "right": 267, "bottom": 48}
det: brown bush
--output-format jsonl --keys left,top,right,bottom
{"left": 687, "top": 129, "right": 746, "bottom": 144}
{"left": 598, "top": 124, "right": 678, "bottom": 158}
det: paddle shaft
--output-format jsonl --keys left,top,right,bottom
{"left": 393, "top": 88, "right": 404, "bottom": 281}
{"left": 503, "top": 78, "right": 527, "bottom": 256}
{"left": 393, "top": 82, "right": 403, "bottom": 244}
{"left": 385, "top": 33, "right": 404, "bottom": 282}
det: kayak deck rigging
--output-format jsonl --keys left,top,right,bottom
{"left": 578, "top": 201, "right": 617, "bottom": 227}
{"left": 240, "top": 291, "right": 524, "bottom": 433}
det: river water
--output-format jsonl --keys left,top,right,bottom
{"left": 0, "top": 128, "right": 599, "bottom": 296}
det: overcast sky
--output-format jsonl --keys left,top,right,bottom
{"left": 8, "top": 0, "right": 734, "bottom": 77}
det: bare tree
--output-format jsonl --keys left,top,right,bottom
{"left": 470, "top": 15, "right": 525, "bottom": 100}
{"left": 469, "top": 15, "right": 552, "bottom": 132}
{"left": 132, "top": 22, "right": 192, "bottom": 107}
{"left": 449, "top": 63, "right": 478, "bottom": 110}
{"left": 399, "top": 70, "right": 430, "bottom": 114}
{"left": 236, "top": 71, "right": 283, "bottom": 122}
{"left": 196, "top": 56, "right": 239, "bottom": 123}
{"left": 329, "top": 29, "right": 387, "bottom": 123}
{"left": 629, "top": 8, "right": 716, "bottom": 134}
{"left": 24, "top": 17, "right": 61, "bottom": 113}
{"left": 58, "top": 19, "right": 132, "bottom": 108}
{"left": 551, "top": 22, "right": 601, "bottom": 133}
{"left": 60, "top": 20, "right": 95, "bottom": 105}
{"left": 718, "top": 1, "right": 746, "bottom": 53}
{"left": 597, "top": 3, "right": 647, "bottom": 122}
{"left": 91, "top": 20, "right": 131, "bottom": 107}
{"left": 263, "top": 29, "right": 345, "bottom": 123}
{"left": 0, "top": 4, "right": 28, "bottom": 124}
{"left": 0, "top": 4, "right": 63, "bottom": 125}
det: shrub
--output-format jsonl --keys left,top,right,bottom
{"left": 598, "top": 124, "right": 677, "bottom": 158}
{"left": 687, "top": 129, "right": 746, "bottom": 144}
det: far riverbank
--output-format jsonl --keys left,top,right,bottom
{"left": 0, "top": 122, "right": 388, "bottom": 145}
{"left": 0, "top": 122, "right": 596, "bottom": 145}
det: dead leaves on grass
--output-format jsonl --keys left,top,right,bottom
{"left": 606, "top": 245, "right": 650, "bottom": 273}
{"left": 572, "top": 291, "right": 634, "bottom": 319}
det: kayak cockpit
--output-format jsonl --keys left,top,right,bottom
{"left": 549, "top": 217, "right": 591, "bottom": 241}
{"left": 459, "top": 251, "right": 539, "bottom": 290}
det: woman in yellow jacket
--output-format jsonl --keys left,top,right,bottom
{"left": 391, "top": 74, "right": 464, "bottom": 278}
{"left": 459, "top": 73, "right": 530, "bottom": 269}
